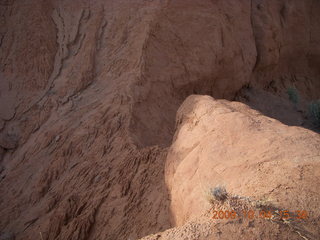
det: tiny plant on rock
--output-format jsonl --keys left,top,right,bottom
{"left": 207, "top": 185, "right": 228, "bottom": 204}
{"left": 287, "top": 87, "right": 299, "bottom": 105}
{"left": 309, "top": 100, "right": 320, "bottom": 127}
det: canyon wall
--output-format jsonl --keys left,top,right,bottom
{"left": 0, "top": 0, "right": 319, "bottom": 239}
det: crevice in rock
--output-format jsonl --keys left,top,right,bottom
{"left": 250, "top": 0, "right": 260, "bottom": 73}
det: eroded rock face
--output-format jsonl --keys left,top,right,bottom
{"left": 0, "top": 0, "right": 319, "bottom": 239}
{"left": 1, "top": 1, "right": 171, "bottom": 240}
{"left": 251, "top": 0, "right": 320, "bottom": 97}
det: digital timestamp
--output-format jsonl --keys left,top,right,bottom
{"left": 212, "top": 210, "right": 308, "bottom": 220}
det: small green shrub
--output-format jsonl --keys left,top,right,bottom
{"left": 287, "top": 87, "right": 299, "bottom": 105}
{"left": 309, "top": 100, "right": 320, "bottom": 127}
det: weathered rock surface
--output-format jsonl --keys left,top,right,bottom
{"left": 0, "top": 0, "right": 319, "bottom": 239}
{"left": 163, "top": 95, "right": 320, "bottom": 239}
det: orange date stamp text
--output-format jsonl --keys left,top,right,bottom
{"left": 212, "top": 210, "right": 308, "bottom": 220}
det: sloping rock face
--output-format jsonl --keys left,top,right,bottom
{"left": 0, "top": 1, "right": 171, "bottom": 240}
{"left": 0, "top": 0, "right": 319, "bottom": 239}
{"left": 163, "top": 95, "right": 320, "bottom": 239}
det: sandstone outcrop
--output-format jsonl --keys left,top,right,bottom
{"left": 162, "top": 95, "right": 320, "bottom": 239}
